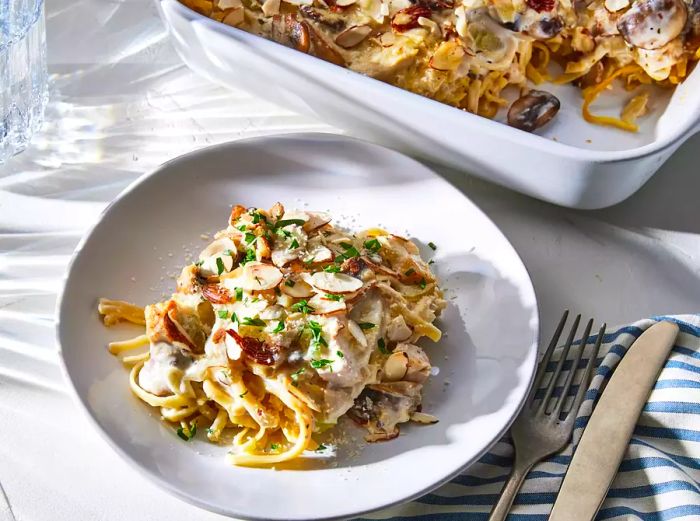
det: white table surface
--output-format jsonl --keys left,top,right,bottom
{"left": 1, "top": 0, "right": 699, "bottom": 519}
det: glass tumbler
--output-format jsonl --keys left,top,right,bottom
{"left": 0, "top": 0, "right": 47, "bottom": 163}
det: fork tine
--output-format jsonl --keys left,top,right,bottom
{"left": 565, "top": 323, "right": 606, "bottom": 420}
{"left": 538, "top": 314, "right": 581, "bottom": 414}
{"left": 526, "top": 310, "right": 569, "bottom": 407}
{"left": 552, "top": 318, "right": 593, "bottom": 418}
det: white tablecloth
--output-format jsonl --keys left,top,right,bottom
{"left": 1, "top": 0, "right": 699, "bottom": 519}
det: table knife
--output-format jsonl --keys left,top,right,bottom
{"left": 548, "top": 320, "right": 679, "bottom": 521}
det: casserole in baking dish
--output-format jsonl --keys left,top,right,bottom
{"left": 157, "top": 0, "right": 700, "bottom": 208}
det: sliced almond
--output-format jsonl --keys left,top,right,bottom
{"left": 383, "top": 351, "right": 409, "bottom": 381}
{"left": 410, "top": 411, "right": 438, "bottom": 424}
{"left": 376, "top": 31, "right": 396, "bottom": 47}
{"left": 222, "top": 262, "right": 283, "bottom": 291}
{"left": 222, "top": 7, "right": 245, "bottom": 26}
{"left": 418, "top": 16, "right": 441, "bottom": 36}
{"left": 280, "top": 277, "right": 315, "bottom": 298}
{"left": 347, "top": 319, "right": 368, "bottom": 347}
{"left": 309, "top": 294, "right": 347, "bottom": 314}
{"left": 309, "top": 272, "right": 363, "bottom": 294}
{"left": 336, "top": 0, "right": 357, "bottom": 5}
{"left": 225, "top": 333, "right": 242, "bottom": 361}
{"left": 429, "top": 40, "right": 465, "bottom": 71}
{"left": 303, "top": 212, "right": 332, "bottom": 232}
{"left": 199, "top": 237, "right": 237, "bottom": 261}
{"left": 335, "top": 25, "right": 372, "bottom": 48}
{"left": 199, "top": 253, "right": 235, "bottom": 277}
{"left": 304, "top": 244, "right": 333, "bottom": 263}
{"left": 261, "top": 0, "right": 281, "bottom": 15}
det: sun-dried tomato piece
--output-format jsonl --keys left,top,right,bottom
{"left": 526, "top": 0, "right": 556, "bottom": 13}
{"left": 391, "top": 6, "right": 432, "bottom": 32}
{"left": 162, "top": 303, "right": 200, "bottom": 353}
{"left": 226, "top": 329, "right": 277, "bottom": 366}
{"left": 202, "top": 283, "right": 232, "bottom": 304}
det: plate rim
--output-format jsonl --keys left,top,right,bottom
{"left": 55, "top": 132, "right": 540, "bottom": 521}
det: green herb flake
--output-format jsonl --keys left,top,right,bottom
{"left": 358, "top": 322, "right": 376, "bottom": 330}
{"left": 231, "top": 312, "right": 239, "bottom": 324}
{"left": 289, "top": 238, "right": 300, "bottom": 250}
{"left": 304, "top": 256, "right": 316, "bottom": 265}
{"left": 176, "top": 421, "right": 197, "bottom": 441}
{"left": 378, "top": 338, "right": 389, "bottom": 354}
{"left": 428, "top": 241, "right": 437, "bottom": 251}
{"left": 405, "top": 268, "right": 416, "bottom": 276}
{"left": 244, "top": 232, "right": 256, "bottom": 244}
{"left": 216, "top": 257, "right": 225, "bottom": 275}
{"left": 239, "top": 390, "right": 248, "bottom": 398}
{"left": 194, "top": 260, "right": 204, "bottom": 267}
{"left": 364, "top": 238, "right": 381, "bottom": 253}
{"left": 241, "top": 317, "right": 266, "bottom": 327}
{"left": 336, "top": 350, "right": 344, "bottom": 358}
{"left": 241, "top": 248, "right": 256, "bottom": 265}
{"left": 270, "top": 443, "right": 280, "bottom": 451}
{"left": 285, "top": 279, "right": 296, "bottom": 287}
{"left": 419, "top": 278, "right": 427, "bottom": 289}
{"left": 324, "top": 265, "right": 341, "bottom": 273}
{"left": 275, "top": 218, "right": 306, "bottom": 229}
{"left": 272, "top": 321, "right": 285, "bottom": 333}
{"left": 316, "top": 444, "right": 327, "bottom": 452}
{"left": 324, "top": 294, "right": 343, "bottom": 301}
{"left": 290, "top": 367, "right": 305, "bottom": 386}
{"left": 428, "top": 260, "right": 435, "bottom": 265}
{"left": 307, "top": 320, "right": 328, "bottom": 351}
{"left": 311, "top": 358, "right": 334, "bottom": 369}
{"left": 291, "top": 300, "right": 314, "bottom": 314}
{"left": 235, "top": 287, "right": 243, "bottom": 300}
{"left": 217, "top": 309, "right": 230, "bottom": 319}
{"left": 237, "top": 225, "right": 247, "bottom": 232}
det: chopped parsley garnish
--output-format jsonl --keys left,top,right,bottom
{"left": 428, "top": 241, "right": 437, "bottom": 251}
{"left": 336, "top": 350, "right": 344, "bottom": 358}
{"left": 378, "top": 338, "right": 389, "bottom": 354}
{"left": 217, "top": 309, "right": 230, "bottom": 319}
{"left": 358, "top": 322, "right": 375, "bottom": 330}
{"left": 272, "top": 321, "right": 285, "bottom": 333}
{"left": 324, "top": 265, "right": 341, "bottom": 273}
{"left": 291, "top": 300, "right": 314, "bottom": 314}
{"left": 194, "top": 260, "right": 204, "bottom": 267}
{"left": 285, "top": 279, "right": 296, "bottom": 287}
{"left": 364, "top": 238, "right": 381, "bottom": 253}
{"left": 231, "top": 312, "right": 239, "bottom": 324}
{"left": 307, "top": 320, "right": 328, "bottom": 351}
{"left": 419, "top": 278, "right": 427, "bottom": 289}
{"left": 304, "top": 256, "right": 315, "bottom": 265}
{"left": 251, "top": 211, "right": 266, "bottom": 224}
{"left": 176, "top": 421, "right": 197, "bottom": 441}
{"left": 239, "top": 390, "right": 248, "bottom": 398}
{"left": 428, "top": 259, "right": 435, "bottom": 265}
{"left": 241, "top": 317, "right": 266, "bottom": 327}
{"left": 316, "top": 444, "right": 327, "bottom": 452}
{"left": 270, "top": 443, "right": 280, "bottom": 451}
{"left": 405, "top": 268, "right": 416, "bottom": 276}
{"left": 244, "top": 232, "right": 256, "bottom": 244}
{"left": 274, "top": 218, "right": 306, "bottom": 229}
{"left": 241, "top": 248, "right": 256, "bottom": 264}
{"left": 216, "top": 257, "right": 225, "bottom": 275}
{"left": 290, "top": 367, "right": 305, "bottom": 386}
{"left": 289, "top": 238, "right": 300, "bottom": 250}
{"left": 324, "top": 294, "right": 343, "bottom": 301}
{"left": 237, "top": 225, "right": 247, "bottom": 232}
{"left": 311, "top": 358, "right": 334, "bottom": 369}
{"left": 234, "top": 287, "right": 243, "bottom": 300}
{"left": 335, "top": 242, "right": 360, "bottom": 263}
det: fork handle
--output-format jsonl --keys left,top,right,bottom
{"left": 487, "top": 453, "right": 536, "bottom": 521}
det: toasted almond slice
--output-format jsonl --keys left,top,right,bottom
{"left": 280, "top": 278, "right": 314, "bottom": 298}
{"left": 225, "top": 333, "right": 242, "bottom": 361}
{"left": 222, "top": 7, "right": 245, "bottom": 26}
{"left": 410, "top": 412, "right": 439, "bottom": 424}
{"left": 335, "top": 25, "right": 372, "bottom": 48}
{"left": 199, "top": 237, "right": 237, "bottom": 261}
{"left": 383, "top": 351, "right": 409, "bottom": 381}
{"left": 303, "top": 212, "right": 332, "bottom": 232}
{"left": 429, "top": 40, "right": 465, "bottom": 71}
{"left": 309, "top": 272, "right": 363, "bottom": 294}
{"left": 222, "top": 262, "right": 283, "bottom": 291}
{"left": 309, "top": 294, "right": 347, "bottom": 314}
{"left": 336, "top": 0, "right": 356, "bottom": 5}
{"left": 261, "top": 0, "right": 281, "bottom": 15}
{"left": 218, "top": 0, "right": 242, "bottom": 7}
{"left": 347, "top": 319, "right": 368, "bottom": 347}
{"left": 199, "top": 254, "right": 235, "bottom": 277}
{"left": 304, "top": 244, "right": 333, "bottom": 263}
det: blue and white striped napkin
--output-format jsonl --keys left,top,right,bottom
{"left": 361, "top": 315, "right": 700, "bottom": 521}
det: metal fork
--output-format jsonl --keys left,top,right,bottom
{"left": 487, "top": 310, "right": 606, "bottom": 521}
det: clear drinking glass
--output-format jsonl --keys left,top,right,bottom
{"left": 0, "top": 0, "right": 47, "bottom": 163}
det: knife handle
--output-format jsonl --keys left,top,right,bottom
{"left": 548, "top": 321, "right": 679, "bottom": 521}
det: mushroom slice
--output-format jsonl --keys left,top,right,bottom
{"left": 347, "top": 382, "right": 422, "bottom": 441}
{"left": 507, "top": 90, "right": 560, "bottom": 132}
{"left": 303, "top": 211, "right": 332, "bottom": 232}
{"left": 309, "top": 272, "right": 364, "bottom": 293}
{"left": 335, "top": 25, "right": 372, "bottom": 48}
{"left": 222, "top": 262, "right": 283, "bottom": 291}
{"left": 280, "top": 277, "right": 315, "bottom": 298}
{"left": 308, "top": 294, "right": 347, "bottom": 314}
{"left": 617, "top": 0, "right": 687, "bottom": 50}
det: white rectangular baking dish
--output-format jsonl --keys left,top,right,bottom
{"left": 157, "top": 0, "right": 700, "bottom": 209}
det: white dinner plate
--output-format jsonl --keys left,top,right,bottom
{"left": 57, "top": 133, "right": 539, "bottom": 520}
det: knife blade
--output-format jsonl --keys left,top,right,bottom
{"left": 548, "top": 320, "right": 679, "bottom": 521}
